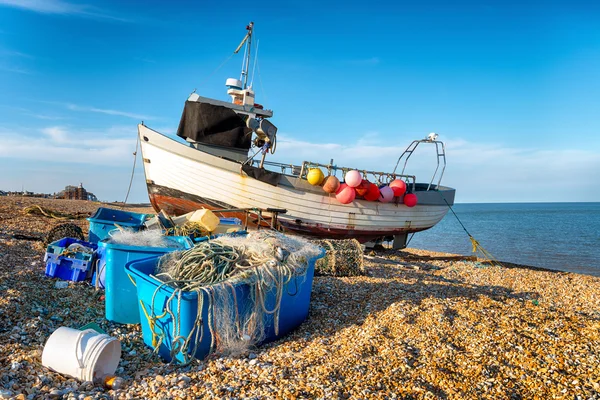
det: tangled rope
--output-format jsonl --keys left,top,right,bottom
{"left": 144, "top": 231, "right": 322, "bottom": 364}
{"left": 166, "top": 221, "right": 210, "bottom": 240}
{"left": 23, "top": 205, "right": 88, "bottom": 220}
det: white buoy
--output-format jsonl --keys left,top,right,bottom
{"left": 41, "top": 327, "right": 121, "bottom": 382}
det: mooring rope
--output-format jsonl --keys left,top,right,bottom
{"left": 439, "top": 194, "right": 503, "bottom": 268}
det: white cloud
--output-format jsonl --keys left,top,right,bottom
{"left": 0, "top": 64, "right": 31, "bottom": 74}
{"left": 64, "top": 103, "right": 154, "bottom": 120}
{"left": 347, "top": 57, "right": 380, "bottom": 66}
{"left": 0, "top": 125, "right": 136, "bottom": 166}
{"left": 41, "top": 126, "right": 68, "bottom": 142}
{"left": 0, "top": 0, "right": 129, "bottom": 22}
{"left": 271, "top": 133, "right": 600, "bottom": 202}
{"left": 0, "top": 49, "right": 35, "bottom": 59}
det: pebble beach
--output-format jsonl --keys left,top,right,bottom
{"left": 1, "top": 197, "right": 599, "bottom": 400}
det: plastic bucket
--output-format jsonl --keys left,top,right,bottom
{"left": 41, "top": 327, "right": 121, "bottom": 382}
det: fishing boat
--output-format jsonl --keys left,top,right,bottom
{"left": 138, "top": 22, "right": 456, "bottom": 248}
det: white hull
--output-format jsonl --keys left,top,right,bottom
{"left": 139, "top": 124, "right": 455, "bottom": 241}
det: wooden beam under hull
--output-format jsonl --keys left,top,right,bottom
{"left": 148, "top": 189, "right": 431, "bottom": 243}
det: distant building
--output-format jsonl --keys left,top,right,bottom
{"left": 57, "top": 183, "right": 98, "bottom": 201}
{"left": 0, "top": 190, "right": 6, "bottom": 196}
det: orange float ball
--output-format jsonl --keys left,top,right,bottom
{"left": 389, "top": 179, "right": 407, "bottom": 197}
{"left": 363, "top": 183, "right": 380, "bottom": 201}
{"left": 322, "top": 175, "right": 341, "bottom": 194}
{"left": 403, "top": 193, "right": 418, "bottom": 207}
{"left": 355, "top": 180, "right": 370, "bottom": 197}
{"left": 335, "top": 183, "right": 356, "bottom": 204}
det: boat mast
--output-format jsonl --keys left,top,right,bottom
{"left": 234, "top": 22, "right": 254, "bottom": 90}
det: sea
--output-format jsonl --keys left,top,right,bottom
{"left": 407, "top": 202, "right": 600, "bottom": 277}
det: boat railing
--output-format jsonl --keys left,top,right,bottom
{"left": 250, "top": 160, "right": 304, "bottom": 176}
{"left": 299, "top": 161, "right": 417, "bottom": 192}
{"left": 392, "top": 138, "right": 447, "bottom": 191}
{"left": 251, "top": 159, "right": 417, "bottom": 192}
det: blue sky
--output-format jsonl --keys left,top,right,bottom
{"left": 1, "top": 0, "right": 599, "bottom": 203}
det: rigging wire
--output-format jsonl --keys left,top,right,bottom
{"left": 197, "top": 52, "right": 236, "bottom": 90}
{"left": 122, "top": 132, "right": 140, "bottom": 207}
{"left": 250, "top": 40, "right": 259, "bottom": 88}
{"left": 256, "top": 57, "right": 269, "bottom": 106}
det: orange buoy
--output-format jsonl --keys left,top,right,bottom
{"left": 389, "top": 179, "right": 407, "bottom": 197}
{"left": 355, "top": 180, "right": 370, "bottom": 197}
{"left": 335, "top": 183, "right": 356, "bottom": 204}
{"left": 322, "top": 175, "right": 341, "bottom": 193}
{"left": 363, "top": 183, "right": 380, "bottom": 201}
{"left": 379, "top": 186, "right": 394, "bottom": 203}
{"left": 403, "top": 193, "right": 418, "bottom": 207}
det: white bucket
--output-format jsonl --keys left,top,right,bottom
{"left": 41, "top": 327, "right": 121, "bottom": 382}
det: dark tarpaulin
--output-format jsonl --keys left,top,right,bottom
{"left": 177, "top": 101, "right": 252, "bottom": 150}
{"left": 242, "top": 164, "right": 281, "bottom": 186}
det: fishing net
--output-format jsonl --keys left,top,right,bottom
{"left": 44, "top": 223, "right": 84, "bottom": 246}
{"left": 150, "top": 231, "right": 322, "bottom": 362}
{"left": 108, "top": 229, "right": 186, "bottom": 249}
{"left": 166, "top": 221, "right": 210, "bottom": 240}
{"left": 312, "top": 238, "right": 365, "bottom": 277}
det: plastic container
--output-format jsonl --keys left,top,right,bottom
{"left": 98, "top": 236, "right": 193, "bottom": 324}
{"left": 125, "top": 247, "right": 324, "bottom": 363}
{"left": 44, "top": 238, "right": 98, "bottom": 282}
{"left": 41, "top": 327, "right": 121, "bottom": 382}
{"left": 87, "top": 208, "right": 150, "bottom": 244}
{"left": 189, "top": 209, "right": 220, "bottom": 232}
{"left": 213, "top": 217, "right": 243, "bottom": 235}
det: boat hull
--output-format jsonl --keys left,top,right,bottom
{"left": 139, "top": 124, "right": 456, "bottom": 242}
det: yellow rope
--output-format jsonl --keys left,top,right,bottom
{"left": 469, "top": 236, "right": 503, "bottom": 268}
{"left": 23, "top": 205, "right": 87, "bottom": 220}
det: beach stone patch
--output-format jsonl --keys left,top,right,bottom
{"left": 1, "top": 197, "right": 599, "bottom": 398}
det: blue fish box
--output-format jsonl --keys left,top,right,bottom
{"left": 125, "top": 247, "right": 324, "bottom": 363}
{"left": 97, "top": 236, "right": 193, "bottom": 324}
{"left": 44, "top": 238, "right": 98, "bottom": 282}
{"left": 87, "top": 207, "right": 150, "bottom": 244}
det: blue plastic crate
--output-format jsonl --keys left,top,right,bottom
{"left": 44, "top": 238, "right": 98, "bottom": 282}
{"left": 125, "top": 246, "right": 324, "bottom": 363}
{"left": 97, "top": 236, "right": 193, "bottom": 324}
{"left": 87, "top": 207, "right": 150, "bottom": 244}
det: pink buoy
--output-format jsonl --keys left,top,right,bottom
{"left": 379, "top": 186, "right": 394, "bottom": 203}
{"left": 364, "top": 183, "right": 380, "bottom": 201}
{"left": 403, "top": 193, "right": 418, "bottom": 207}
{"left": 344, "top": 170, "right": 362, "bottom": 188}
{"left": 389, "top": 179, "right": 407, "bottom": 197}
{"left": 335, "top": 183, "right": 356, "bottom": 204}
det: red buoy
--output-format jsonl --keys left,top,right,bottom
{"left": 403, "top": 193, "right": 418, "bottom": 207}
{"left": 363, "top": 183, "right": 380, "bottom": 201}
{"left": 389, "top": 179, "right": 407, "bottom": 197}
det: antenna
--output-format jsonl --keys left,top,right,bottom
{"left": 250, "top": 39, "right": 259, "bottom": 88}
{"left": 242, "top": 22, "right": 253, "bottom": 89}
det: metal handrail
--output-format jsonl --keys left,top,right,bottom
{"left": 392, "top": 139, "right": 447, "bottom": 190}
{"left": 299, "top": 161, "right": 416, "bottom": 192}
